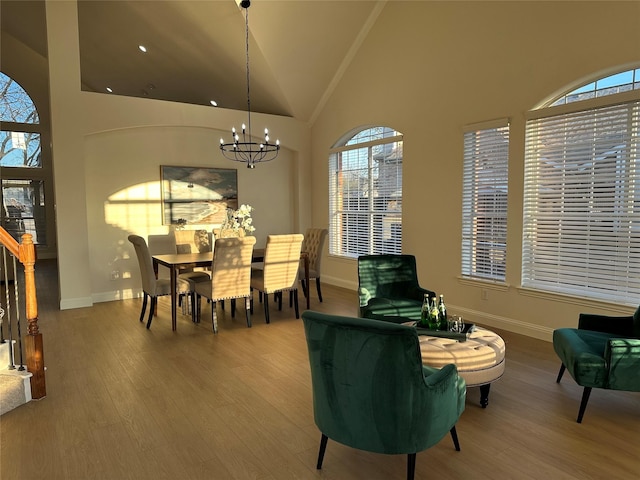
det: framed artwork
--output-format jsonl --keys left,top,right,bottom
{"left": 161, "top": 165, "right": 238, "bottom": 226}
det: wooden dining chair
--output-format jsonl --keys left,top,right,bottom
{"left": 250, "top": 234, "right": 304, "bottom": 323}
{"left": 193, "top": 236, "right": 256, "bottom": 333}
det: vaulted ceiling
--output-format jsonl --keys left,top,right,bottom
{"left": 1, "top": 0, "right": 383, "bottom": 124}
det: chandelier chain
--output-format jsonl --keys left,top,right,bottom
{"left": 219, "top": 0, "right": 280, "bottom": 168}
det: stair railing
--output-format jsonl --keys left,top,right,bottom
{"left": 0, "top": 227, "right": 46, "bottom": 399}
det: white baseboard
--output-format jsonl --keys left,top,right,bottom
{"left": 323, "top": 274, "right": 358, "bottom": 292}
{"left": 59, "top": 296, "right": 93, "bottom": 310}
{"left": 451, "top": 305, "right": 554, "bottom": 342}
{"left": 92, "top": 288, "right": 139, "bottom": 304}
{"left": 322, "top": 277, "right": 554, "bottom": 342}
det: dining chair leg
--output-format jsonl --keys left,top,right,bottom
{"left": 263, "top": 293, "right": 270, "bottom": 323}
{"left": 194, "top": 294, "right": 201, "bottom": 323}
{"left": 146, "top": 297, "right": 156, "bottom": 329}
{"left": 293, "top": 289, "right": 300, "bottom": 319}
{"left": 277, "top": 291, "right": 283, "bottom": 311}
{"left": 316, "top": 277, "right": 323, "bottom": 302}
{"left": 211, "top": 301, "right": 219, "bottom": 333}
{"left": 140, "top": 294, "right": 148, "bottom": 322}
{"left": 231, "top": 298, "right": 236, "bottom": 318}
{"left": 245, "top": 297, "right": 251, "bottom": 328}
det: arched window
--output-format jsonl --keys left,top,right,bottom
{"left": 522, "top": 66, "right": 640, "bottom": 303}
{"left": 0, "top": 72, "right": 41, "bottom": 168}
{"left": 328, "top": 126, "right": 403, "bottom": 258}
{"left": 1, "top": 72, "right": 47, "bottom": 244}
{"left": 550, "top": 67, "right": 640, "bottom": 106}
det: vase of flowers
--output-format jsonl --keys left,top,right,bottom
{"left": 219, "top": 204, "right": 255, "bottom": 237}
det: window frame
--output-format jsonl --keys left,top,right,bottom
{"left": 328, "top": 127, "right": 404, "bottom": 259}
{"left": 461, "top": 119, "right": 510, "bottom": 282}
{"left": 522, "top": 88, "right": 640, "bottom": 304}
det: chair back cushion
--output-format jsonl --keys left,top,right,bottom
{"left": 633, "top": 305, "right": 640, "bottom": 338}
{"left": 261, "top": 234, "right": 304, "bottom": 293}
{"left": 127, "top": 235, "right": 157, "bottom": 294}
{"left": 358, "top": 254, "right": 420, "bottom": 305}
{"left": 175, "top": 229, "right": 213, "bottom": 254}
{"left": 302, "top": 310, "right": 465, "bottom": 456}
{"left": 210, "top": 236, "right": 256, "bottom": 300}
{"left": 301, "top": 228, "right": 328, "bottom": 276}
{"left": 148, "top": 233, "right": 177, "bottom": 280}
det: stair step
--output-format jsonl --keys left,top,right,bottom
{"left": 0, "top": 369, "right": 31, "bottom": 416}
{"left": 0, "top": 341, "right": 33, "bottom": 415}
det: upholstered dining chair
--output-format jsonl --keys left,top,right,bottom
{"left": 301, "top": 311, "right": 466, "bottom": 480}
{"left": 250, "top": 234, "right": 304, "bottom": 323}
{"left": 148, "top": 232, "right": 210, "bottom": 316}
{"left": 358, "top": 254, "right": 436, "bottom": 323}
{"left": 193, "top": 236, "right": 256, "bottom": 333}
{"left": 553, "top": 305, "right": 640, "bottom": 422}
{"left": 128, "top": 234, "right": 192, "bottom": 329}
{"left": 174, "top": 229, "right": 213, "bottom": 254}
{"left": 299, "top": 228, "right": 328, "bottom": 302}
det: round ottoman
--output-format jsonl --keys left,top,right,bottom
{"left": 418, "top": 327, "right": 506, "bottom": 407}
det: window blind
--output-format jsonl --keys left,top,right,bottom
{"left": 522, "top": 100, "right": 640, "bottom": 303}
{"left": 462, "top": 121, "right": 509, "bottom": 280}
{"left": 329, "top": 129, "right": 403, "bottom": 259}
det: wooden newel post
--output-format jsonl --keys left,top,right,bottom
{"left": 19, "top": 233, "right": 46, "bottom": 399}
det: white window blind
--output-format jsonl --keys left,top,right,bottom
{"left": 328, "top": 127, "right": 403, "bottom": 258}
{"left": 462, "top": 121, "right": 509, "bottom": 280}
{"left": 523, "top": 100, "right": 640, "bottom": 303}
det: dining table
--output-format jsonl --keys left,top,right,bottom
{"left": 152, "top": 248, "right": 309, "bottom": 331}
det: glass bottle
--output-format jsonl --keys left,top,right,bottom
{"left": 428, "top": 296, "right": 440, "bottom": 330}
{"left": 420, "top": 293, "right": 430, "bottom": 327}
{"left": 438, "top": 294, "right": 448, "bottom": 329}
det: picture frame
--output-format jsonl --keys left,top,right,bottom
{"left": 161, "top": 165, "right": 238, "bottom": 226}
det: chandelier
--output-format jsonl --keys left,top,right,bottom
{"left": 220, "top": 0, "right": 280, "bottom": 169}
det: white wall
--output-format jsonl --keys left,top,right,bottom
{"left": 84, "top": 123, "right": 295, "bottom": 302}
{"left": 45, "top": 1, "right": 310, "bottom": 308}
{"left": 310, "top": 1, "right": 640, "bottom": 340}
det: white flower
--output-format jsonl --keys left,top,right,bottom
{"left": 220, "top": 204, "right": 255, "bottom": 235}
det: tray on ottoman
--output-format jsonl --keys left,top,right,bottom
{"left": 414, "top": 323, "right": 475, "bottom": 342}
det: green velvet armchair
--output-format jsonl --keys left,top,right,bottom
{"left": 358, "top": 254, "right": 436, "bottom": 323}
{"left": 301, "top": 310, "right": 466, "bottom": 480}
{"left": 553, "top": 305, "right": 640, "bottom": 423}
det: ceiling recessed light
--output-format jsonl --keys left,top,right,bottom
{"left": 106, "top": 87, "right": 113, "bottom": 93}
{"left": 138, "top": 45, "right": 147, "bottom": 53}
{"left": 210, "top": 100, "right": 218, "bottom": 107}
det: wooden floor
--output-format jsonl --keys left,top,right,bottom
{"left": 1, "top": 260, "right": 639, "bottom": 479}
